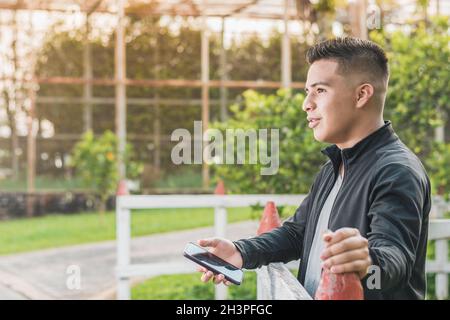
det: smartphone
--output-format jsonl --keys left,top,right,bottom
{"left": 183, "top": 242, "right": 243, "bottom": 285}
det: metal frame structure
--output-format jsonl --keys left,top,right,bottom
{"left": 1, "top": 1, "right": 327, "bottom": 199}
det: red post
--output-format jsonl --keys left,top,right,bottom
{"left": 315, "top": 268, "right": 364, "bottom": 300}
{"left": 214, "top": 180, "right": 226, "bottom": 195}
{"left": 116, "top": 179, "right": 129, "bottom": 196}
{"left": 257, "top": 201, "right": 282, "bottom": 235}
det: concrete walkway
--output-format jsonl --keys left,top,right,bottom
{"left": 0, "top": 220, "right": 258, "bottom": 300}
{"left": 0, "top": 283, "right": 27, "bottom": 300}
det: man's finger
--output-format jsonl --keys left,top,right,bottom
{"left": 324, "top": 228, "right": 359, "bottom": 247}
{"left": 201, "top": 271, "right": 215, "bottom": 283}
{"left": 197, "top": 238, "right": 220, "bottom": 248}
{"left": 200, "top": 272, "right": 208, "bottom": 283}
{"left": 213, "top": 274, "right": 224, "bottom": 284}
{"left": 321, "top": 236, "right": 367, "bottom": 260}
{"left": 329, "top": 259, "right": 371, "bottom": 276}
{"left": 322, "top": 248, "right": 369, "bottom": 269}
{"left": 323, "top": 229, "right": 333, "bottom": 243}
{"left": 200, "top": 271, "right": 211, "bottom": 282}
{"left": 197, "top": 266, "right": 208, "bottom": 273}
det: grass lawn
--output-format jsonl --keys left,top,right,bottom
{"left": 0, "top": 207, "right": 256, "bottom": 255}
{"left": 131, "top": 271, "right": 257, "bottom": 300}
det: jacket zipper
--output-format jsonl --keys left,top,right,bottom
{"left": 314, "top": 151, "right": 348, "bottom": 233}
{"left": 327, "top": 151, "right": 348, "bottom": 229}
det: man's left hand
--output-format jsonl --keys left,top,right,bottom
{"left": 320, "top": 228, "right": 372, "bottom": 279}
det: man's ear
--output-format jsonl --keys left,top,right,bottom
{"left": 355, "top": 83, "right": 374, "bottom": 109}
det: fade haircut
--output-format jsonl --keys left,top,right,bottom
{"left": 306, "top": 37, "right": 389, "bottom": 92}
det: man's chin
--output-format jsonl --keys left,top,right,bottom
{"left": 313, "top": 130, "right": 328, "bottom": 143}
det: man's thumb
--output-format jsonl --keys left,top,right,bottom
{"left": 197, "top": 238, "right": 220, "bottom": 248}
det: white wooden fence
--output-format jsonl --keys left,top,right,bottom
{"left": 426, "top": 219, "right": 450, "bottom": 299}
{"left": 115, "top": 194, "right": 306, "bottom": 300}
{"left": 256, "top": 262, "right": 312, "bottom": 300}
{"left": 116, "top": 194, "right": 450, "bottom": 300}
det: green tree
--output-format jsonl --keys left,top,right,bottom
{"left": 70, "top": 130, "right": 143, "bottom": 215}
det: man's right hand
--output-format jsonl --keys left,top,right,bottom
{"left": 196, "top": 237, "right": 243, "bottom": 286}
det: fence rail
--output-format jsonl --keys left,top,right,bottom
{"left": 256, "top": 262, "right": 312, "bottom": 300}
{"left": 115, "top": 194, "right": 450, "bottom": 300}
{"left": 115, "top": 194, "right": 306, "bottom": 300}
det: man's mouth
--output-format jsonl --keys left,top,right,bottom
{"left": 308, "top": 117, "right": 321, "bottom": 129}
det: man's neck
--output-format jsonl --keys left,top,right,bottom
{"left": 336, "top": 119, "right": 385, "bottom": 150}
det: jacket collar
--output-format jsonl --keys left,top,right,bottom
{"left": 321, "top": 121, "right": 398, "bottom": 175}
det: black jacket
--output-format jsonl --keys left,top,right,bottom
{"left": 234, "top": 121, "right": 431, "bottom": 299}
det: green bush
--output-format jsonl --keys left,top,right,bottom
{"left": 70, "top": 130, "right": 143, "bottom": 212}
{"left": 211, "top": 89, "right": 326, "bottom": 194}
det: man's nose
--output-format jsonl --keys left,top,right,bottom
{"left": 302, "top": 95, "right": 315, "bottom": 112}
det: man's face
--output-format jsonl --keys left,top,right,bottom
{"left": 303, "top": 59, "right": 358, "bottom": 144}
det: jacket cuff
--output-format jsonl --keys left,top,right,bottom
{"left": 233, "top": 239, "right": 256, "bottom": 270}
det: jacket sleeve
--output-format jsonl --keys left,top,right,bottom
{"left": 233, "top": 181, "right": 317, "bottom": 270}
{"left": 366, "top": 162, "right": 430, "bottom": 292}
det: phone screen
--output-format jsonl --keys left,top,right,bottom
{"left": 183, "top": 242, "right": 243, "bottom": 285}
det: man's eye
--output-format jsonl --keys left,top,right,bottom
{"left": 317, "top": 88, "right": 325, "bottom": 93}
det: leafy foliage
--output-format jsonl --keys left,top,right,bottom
{"left": 212, "top": 89, "right": 326, "bottom": 194}
{"left": 70, "top": 130, "right": 143, "bottom": 211}
{"left": 370, "top": 17, "right": 449, "bottom": 158}
{"left": 427, "top": 142, "right": 450, "bottom": 199}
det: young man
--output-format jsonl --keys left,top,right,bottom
{"left": 197, "top": 37, "right": 431, "bottom": 299}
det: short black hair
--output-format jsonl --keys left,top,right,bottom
{"left": 306, "top": 37, "right": 389, "bottom": 84}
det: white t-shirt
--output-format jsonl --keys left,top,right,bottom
{"left": 304, "top": 173, "right": 343, "bottom": 297}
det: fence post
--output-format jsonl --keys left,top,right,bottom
{"left": 214, "top": 180, "right": 228, "bottom": 300}
{"left": 435, "top": 239, "right": 449, "bottom": 299}
{"left": 256, "top": 201, "right": 281, "bottom": 299}
{"left": 435, "top": 203, "right": 449, "bottom": 300}
{"left": 116, "top": 180, "right": 131, "bottom": 300}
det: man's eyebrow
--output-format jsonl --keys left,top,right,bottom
{"left": 305, "top": 81, "right": 331, "bottom": 90}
